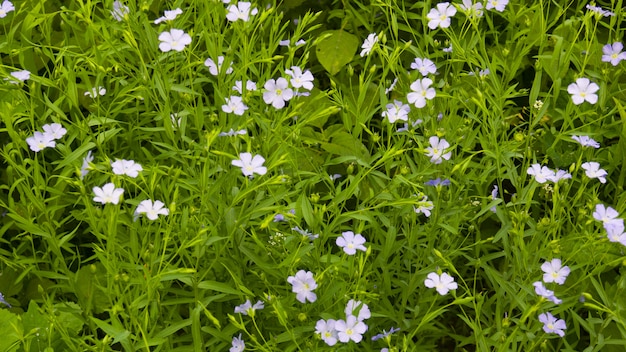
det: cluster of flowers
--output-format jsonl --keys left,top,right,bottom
{"left": 315, "top": 300, "right": 371, "bottom": 345}
{"left": 593, "top": 204, "right": 626, "bottom": 246}
{"left": 88, "top": 157, "right": 169, "bottom": 221}
{"left": 533, "top": 259, "right": 570, "bottom": 336}
{"left": 526, "top": 164, "right": 572, "bottom": 184}
{"left": 25, "top": 123, "right": 67, "bottom": 152}
{"left": 426, "top": 1, "right": 509, "bottom": 30}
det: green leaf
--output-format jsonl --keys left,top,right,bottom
{"left": 315, "top": 30, "right": 358, "bottom": 75}
{"left": 0, "top": 309, "right": 21, "bottom": 352}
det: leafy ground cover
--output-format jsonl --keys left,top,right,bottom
{"left": 1, "top": 0, "right": 626, "bottom": 351}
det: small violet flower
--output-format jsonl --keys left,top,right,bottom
{"left": 0, "top": 0, "right": 15, "bottom": 18}
{"left": 234, "top": 300, "right": 264, "bottom": 315}
{"left": 371, "top": 327, "right": 400, "bottom": 341}
{"left": 410, "top": 58, "right": 437, "bottom": 76}
{"left": 382, "top": 100, "right": 410, "bottom": 123}
{"left": 26, "top": 131, "right": 56, "bottom": 152}
{"left": 526, "top": 164, "right": 553, "bottom": 184}
{"left": 7, "top": 70, "right": 30, "bottom": 83}
{"left": 316, "top": 319, "right": 338, "bottom": 346}
{"left": 538, "top": 312, "right": 567, "bottom": 337}
{"left": 230, "top": 334, "right": 245, "bottom": 352}
{"left": 287, "top": 270, "right": 317, "bottom": 303}
{"left": 111, "top": 1, "right": 129, "bottom": 21}
{"left": 425, "top": 136, "right": 452, "bottom": 164}
{"left": 581, "top": 162, "right": 608, "bottom": 183}
{"left": 336, "top": 231, "right": 367, "bottom": 255}
{"left": 601, "top": 42, "right": 626, "bottom": 66}
{"left": 414, "top": 196, "right": 434, "bottom": 217}
{"left": 571, "top": 135, "right": 600, "bottom": 148}
{"left": 533, "top": 281, "right": 562, "bottom": 304}
{"left": 593, "top": 204, "right": 621, "bottom": 226}
{"left": 80, "top": 150, "right": 94, "bottom": 179}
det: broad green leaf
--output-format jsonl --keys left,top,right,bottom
{"left": 316, "top": 30, "right": 358, "bottom": 75}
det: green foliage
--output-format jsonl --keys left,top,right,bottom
{"left": 1, "top": 0, "right": 626, "bottom": 351}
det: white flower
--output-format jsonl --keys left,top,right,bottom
{"left": 336, "top": 231, "right": 367, "bottom": 255}
{"left": 222, "top": 96, "right": 248, "bottom": 115}
{"left": 315, "top": 319, "right": 338, "bottom": 346}
{"left": 229, "top": 334, "right": 245, "bottom": 352}
{"left": 335, "top": 315, "right": 368, "bottom": 343}
{"left": 218, "top": 128, "right": 247, "bottom": 137}
{"left": 407, "top": 78, "right": 436, "bottom": 108}
{"left": 526, "top": 164, "right": 554, "bottom": 184}
{"left": 26, "top": 131, "right": 56, "bottom": 152}
{"left": 567, "top": 78, "right": 600, "bottom": 105}
{"left": 459, "top": 0, "right": 484, "bottom": 18}
{"left": 42, "top": 123, "right": 67, "bottom": 140}
{"left": 593, "top": 204, "right": 620, "bottom": 225}
{"left": 226, "top": 1, "right": 258, "bottom": 22}
{"left": 581, "top": 162, "right": 608, "bottom": 183}
{"left": 345, "top": 299, "right": 371, "bottom": 321}
{"left": 234, "top": 300, "right": 264, "bottom": 315}
{"left": 427, "top": 2, "right": 457, "bottom": 29}
{"left": 287, "top": 270, "right": 317, "bottom": 303}
{"left": 111, "top": 1, "right": 129, "bottom": 21}
{"left": 382, "top": 100, "right": 410, "bottom": 123}
{"left": 285, "top": 66, "right": 314, "bottom": 90}
{"left": 571, "top": 135, "right": 600, "bottom": 148}
{"left": 263, "top": 78, "right": 293, "bottom": 109}
{"left": 85, "top": 86, "right": 106, "bottom": 98}
{"left": 154, "top": 8, "right": 182, "bottom": 24}
{"left": 204, "top": 56, "right": 233, "bottom": 76}
{"left": 605, "top": 221, "right": 626, "bottom": 245}
{"left": 7, "top": 70, "right": 30, "bottom": 83}
{"left": 414, "top": 195, "right": 434, "bottom": 217}
{"left": 485, "top": 0, "right": 508, "bottom": 12}
{"left": 424, "top": 272, "right": 458, "bottom": 295}
{"left": 541, "top": 259, "right": 570, "bottom": 285}
{"left": 80, "top": 150, "right": 94, "bottom": 179}
{"left": 547, "top": 169, "right": 571, "bottom": 183}
{"left": 111, "top": 159, "right": 143, "bottom": 178}
{"left": 158, "top": 29, "right": 192, "bottom": 52}
{"left": 93, "top": 183, "right": 124, "bottom": 205}
{"left": 410, "top": 58, "right": 437, "bottom": 76}
{"left": 360, "top": 33, "right": 378, "bottom": 57}
{"left": 135, "top": 200, "right": 169, "bottom": 220}
{"left": 232, "top": 152, "right": 267, "bottom": 177}
{"left": 232, "top": 80, "right": 257, "bottom": 94}
{"left": 425, "top": 136, "right": 452, "bottom": 164}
